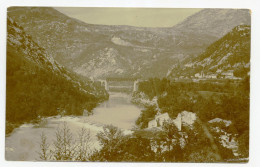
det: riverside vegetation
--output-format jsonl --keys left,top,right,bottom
{"left": 38, "top": 77, "right": 249, "bottom": 162}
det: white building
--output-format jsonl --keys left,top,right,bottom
{"left": 216, "top": 69, "right": 222, "bottom": 73}
{"left": 148, "top": 111, "right": 197, "bottom": 131}
{"left": 222, "top": 70, "right": 234, "bottom": 79}
{"left": 195, "top": 73, "right": 201, "bottom": 78}
{"left": 208, "top": 74, "right": 218, "bottom": 79}
{"left": 195, "top": 71, "right": 205, "bottom": 79}
{"left": 148, "top": 113, "right": 170, "bottom": 128}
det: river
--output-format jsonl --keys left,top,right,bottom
{"left": 5, "top": 92, "right": 142, "bottom": 161}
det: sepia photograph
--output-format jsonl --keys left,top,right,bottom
{"left": 5, "top": 6, "right": 250, "bottom": 163}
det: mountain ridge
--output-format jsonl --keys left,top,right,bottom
{"left": 173, "top": 8, "right": 251, "bottom": 38}
{"left": 7, "top": 7, "right": 251, "bottom": 79}
{"left": 167, "top": 25, "right": 251, "bottom": 79}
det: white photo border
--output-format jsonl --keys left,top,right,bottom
{"left": 1, "top": 0, "right": 259, "bottom": 167}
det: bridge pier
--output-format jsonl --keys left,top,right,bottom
{"left": 104, "top": 80, "right": 108, "bottom": 91}
{"left": 99, "top": 80, "right": 109, "bottom": 91}
{"left": 133, "top": 80, "right": 139, "bottom": 92}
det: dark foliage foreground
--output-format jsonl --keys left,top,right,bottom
{"left": 39, "top": 121, "right": 239, "bottom": 162}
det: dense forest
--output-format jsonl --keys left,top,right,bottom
{"left": 6, "top": 17, "right": 109, "bottom": 134}
{"left": 136, "top": 77, "right": 249, "bottom": 121}
{"left": 6, "top": 20, "right": 109, "bottom": 134}
{"left": 6, "top": 44, "right": 108, "bottom": 134}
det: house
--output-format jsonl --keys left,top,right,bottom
{"left": 221, "top": 70, "right": 234, "bottom": 79}
{"left": 148, "top": 111, "right": 197, "bottom": 131}
{"left": 195, "top": 71, "right": 205, "bottom": 79}
{"left": 216, "top": 69, "right": 222, "bottom": 73}
{"left": 195, "top": 73, "right": 201, "bottom": 78}
{"left": 208, "top": 74, "right": 218, "bottom": 79}
{"left": 179, "top": 111, "right": 197, "bottom": 128}
{"left": 148, "top": 113, "right": 170, "bottom": 128}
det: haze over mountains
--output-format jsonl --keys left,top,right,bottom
{"left": 7, "top": 7, "right": 251, "bottom": 79}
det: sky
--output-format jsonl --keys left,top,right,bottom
{"left": 55, "top": 7, "right": 201, "bottom": 27}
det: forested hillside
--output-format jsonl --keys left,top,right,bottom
{"left": 6, "top": 17, "right": 108, "bottom": 134}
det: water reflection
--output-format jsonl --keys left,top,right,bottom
{"left": 84, "top": 92, "right": 142, "bottom": 129}
{"left": 98, "top": 92, "right": 132, "bottom": 107}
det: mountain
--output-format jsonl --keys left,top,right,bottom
{"left": 173, "top": 9, "right": 251, "bottom": 38}
{"left": 7, "top": 7, "right": 250, "bottom": 79}
{"left": 6, "top": 16, "right": 108, "bottom": 129}
{"left": 167, "top": 25, "right": 251, "bottom": 79}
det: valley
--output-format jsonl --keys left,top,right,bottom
{"left": 5, "top": 7, "right": 250, "bottom": 162}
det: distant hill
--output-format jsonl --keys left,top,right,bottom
{"left": 7, "top": 7, "right": 250, "bottom": 79}
{"left": 173, "top": 9, "right": 251, "bottom": 38}
{"left": 167, "top": 25, "right": 251, "bottom": 79}
{"left": 6, "top": 16, "right": 108, "bottom": 127}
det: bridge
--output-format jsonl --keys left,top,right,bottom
{"left": 98, "top": 77, "right": 140, "bottom": 92}
{"left": 106, "top": 77, "right": 138, "bottom": 82}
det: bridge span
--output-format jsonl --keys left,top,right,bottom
{"left": 98, "top": 77, "right": 141, "bottom": 92}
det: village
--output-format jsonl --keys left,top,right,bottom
{"left": 194, "top": 69, "right": 239, "bottom": 79}
{"left": 174, "top": 69, "right": 246, "bottom": 82}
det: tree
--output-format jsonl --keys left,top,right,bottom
{"left": 38, "top": 123, "right": 93, "bottom": 161}
{"left": 74, "top": 127, "right": 92, "bottom": 161}
{"left": 38, "top": 131, "right": 50, "bottom": 160}
{"left": 160, "top": 120, "right": 183, "bottom": 162}
{"left": 94, "top": 125, "right": 125, "bottom": 161}
{"left": 51, "top": 122, "right": 75, "bottom": 161}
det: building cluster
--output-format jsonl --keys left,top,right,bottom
{"left": 148, "top": 111, "right": 197, "bottom": 131}
{"left": 194, "top": 69, "right": 241, "bottom": 80}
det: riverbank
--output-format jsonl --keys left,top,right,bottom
{"left": 5, "top": 92, "right": 141, "bottom": 161}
